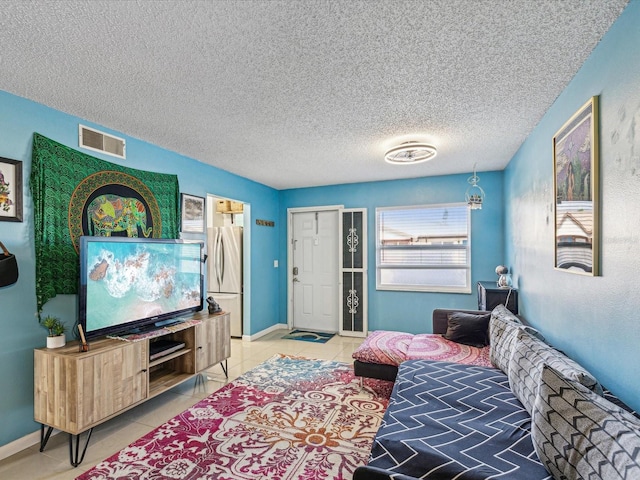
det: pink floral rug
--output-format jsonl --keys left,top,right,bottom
{"left": 76, "top": 354, "right": 391, "bottom": 480}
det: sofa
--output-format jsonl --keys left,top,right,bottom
{"left": 354, "top": 305, "right": 640, "bottom": 480}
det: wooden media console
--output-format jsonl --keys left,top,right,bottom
{"left": 33, "top": 311, "right": 231, "bottom": 466}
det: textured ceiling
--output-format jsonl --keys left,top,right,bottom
{"left": 0, "top": 0, "right": 629, "bottom": 189}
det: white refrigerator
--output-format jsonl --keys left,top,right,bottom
{"left": 207, "top": 226, "right": 243, "bottom": 337}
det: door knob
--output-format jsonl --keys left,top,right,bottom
{"left": 293, "top": 277, "right": 300, "bottom": 282}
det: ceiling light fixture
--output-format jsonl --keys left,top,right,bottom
{"left": 384, "top": 141, "right": 437, "bottom": 165}
{"left": 465, "top": 164, "right": 485, "bottom": 210}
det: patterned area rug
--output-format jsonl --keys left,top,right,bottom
{"left": 282, "top": 329, "right": 336, "bottom": 343}
{"left": 76, "top": 354, "right": 391, "bottom": 480}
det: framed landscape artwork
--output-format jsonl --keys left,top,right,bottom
{"left": 553, "top": 96, "right": 599, "bottom": 276}
{"left": 181, "top": 193, "right": 205, "bottom": 233}
{"left": 0, "top": 157, "right": 23, "bottom": 222}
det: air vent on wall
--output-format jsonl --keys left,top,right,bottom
{"left": 79, "top": 125, "right": 126, "bottom": 159}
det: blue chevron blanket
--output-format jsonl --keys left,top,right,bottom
{"left": 365, "top": 360, "right": 551, "bottom": 479}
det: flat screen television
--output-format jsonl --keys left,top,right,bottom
{"left": 79, "top": 236, "right": 204, "bottom": 339}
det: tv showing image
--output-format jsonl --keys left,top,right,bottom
{"left": 79, "top": 236, "right": 204, "bottom": 339}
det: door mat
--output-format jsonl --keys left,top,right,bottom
{"left": 282, "top": 329, "right": 335, "bottom": 343}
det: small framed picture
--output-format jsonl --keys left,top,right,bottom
{"left": 0, "top": 157, "right": 23, "bottom": 222}
{"left": 180, "top": 193, "right": 205, "bottom": 233}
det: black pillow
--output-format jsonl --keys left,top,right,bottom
{"left": 444, "top": 312, "right": 491, "bottom": 347}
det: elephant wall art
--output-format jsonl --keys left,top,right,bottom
{"left": 87, "top": 194, "right": 152, "bottom": 237}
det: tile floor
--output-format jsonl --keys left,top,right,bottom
{"left": 0, "top": 329, "right": 364, "bottom": 480}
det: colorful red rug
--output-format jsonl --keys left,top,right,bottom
{"left": 76, "top": 354, "right": 391, "bottom": 480}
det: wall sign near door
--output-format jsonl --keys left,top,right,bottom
{"left": 256, "top": 219, "right": 275, "bottom": 227}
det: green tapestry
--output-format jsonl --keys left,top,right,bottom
{"left": 30, "top": 133, "right": 180, "bottom": 313}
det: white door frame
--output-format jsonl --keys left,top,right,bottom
{"left": 287, "top": 205, "right": 344, "bottom": 330}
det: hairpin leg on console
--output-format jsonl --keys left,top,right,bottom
{"left": 194, "top": 359, "right": 230, "bottom": 392}
{"left": 40, "top": 424, "right": 53, "bottom": 452}
{"left": 40, "top": 424, "right": 94, "bottom": 467}
{"left": 69, "top": 429, "right": 93, "bottom": 467}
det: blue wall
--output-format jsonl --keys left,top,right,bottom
{"left": 0, "top": 91, "right": 281, "bottom": 447}
{"left": 279, "top": 172, "right": 505, "bottom": 333}
{"left": 504, "top": 0, "right": 640, "bottom": 411}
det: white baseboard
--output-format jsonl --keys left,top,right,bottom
{"left": 242, "top": 323, "right": 288, "bottom": 341}
{"left": 0, "top": 428, "right": 61, "bottom": 461}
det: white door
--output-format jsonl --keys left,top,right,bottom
{"left": 291, "top": 210, "right": 339, "bottom": 332}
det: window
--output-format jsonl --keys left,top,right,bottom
{"left": 376, "top": 203, "right": 471, "bottom": 293}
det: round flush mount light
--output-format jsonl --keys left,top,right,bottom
{"left": 384, "top": 141, "right": 437, "bottom": 165}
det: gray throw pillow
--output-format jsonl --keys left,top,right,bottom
{"left": 509, "top": 329, "right": 602, "bottom": 415}
{"left": 532, "top": 365, "right": 640, "bottom": 480}
{"left": 444, "top": 311, "right": 491, "bottom": 347}
{"left": 489, "top": 305, "right": 545, "bottom": 375}
{"left": 488, "top": 305, "right": 523, "bottom": 373}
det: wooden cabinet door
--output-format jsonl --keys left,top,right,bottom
{"left": 34, "top": 340, "right": 147, "bottom": 434}
{"left": 195, "top": 313, "right": 231, "bottom": 371}
{"left": 195, "top": 320, "right": 213, "bottom": 371}
{"left": 77, "top": 341, "right": 147, "bottom": 430}
{"left": 213, "top": 313, "right": 231, "bottom": 365}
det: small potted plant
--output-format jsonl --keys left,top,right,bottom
{"left": 41, "top": 315, "right": 67, "bottom": 349}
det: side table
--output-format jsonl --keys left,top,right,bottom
{"left": 477, "top": 281, "right": 518, "bottom": 314}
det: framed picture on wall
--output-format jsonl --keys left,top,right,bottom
{"left": 552, "top": 96, "right": 599, "bottom": 276}
{"left": 180, "top": 193, "right": 205, "bottom": 233}
{"left": 0, "top": 157, "right": 23, "bottom": 222}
